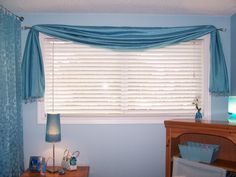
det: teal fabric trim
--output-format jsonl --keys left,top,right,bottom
{"left": 22, "top": 24, "right": 229, "bottom": 100}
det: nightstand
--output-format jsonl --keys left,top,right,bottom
{"left": 21, "top": 166, "right": 89, "bottom": 177}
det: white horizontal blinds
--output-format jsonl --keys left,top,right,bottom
{"left": 43, "top": 37, "right": 203, "bottom": 117}
{"left": 125, "top": 41, "right": 203, "bottom": 116}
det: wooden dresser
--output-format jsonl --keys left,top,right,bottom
{"left": 164, "top": 119, "right": 236, "bottom": 177}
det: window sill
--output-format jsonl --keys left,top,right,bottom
{"left": 37, "top": 115, "right": 210, "bottom": 124}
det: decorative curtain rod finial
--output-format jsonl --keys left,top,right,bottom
{"left": 218, "top": 28, "right": 226, "bottom": 32}
{"left": 18, "top": 16, "right": 24, "bottom": 21}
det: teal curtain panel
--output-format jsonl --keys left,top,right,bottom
{"left": 0, "top": 8, "right": 24, "bottom": 177}
{"left": 22, "top": 24, "right": 229, "bottom": 100}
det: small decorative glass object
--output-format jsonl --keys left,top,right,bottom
{"left": 192, "top": 97, "right": 202, "bottom": 122}
{"left": 195, "top": 109, "right": 202, "bottom": 121}
{"left": 40, "top": 158, "right": 46, "bottom": 176}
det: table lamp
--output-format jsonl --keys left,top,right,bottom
{"left": 45, "top": 113, "right": 61, "bottom": 173}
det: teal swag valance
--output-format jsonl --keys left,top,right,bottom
{"left": 22, "top": 24, "right": 229, "bottom": 100}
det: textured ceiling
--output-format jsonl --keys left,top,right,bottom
{"left": 1, "top": 0, "right": 236, "bottom": 16}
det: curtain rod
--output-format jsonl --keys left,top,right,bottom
{"left": 21, "top": 26, "right": 227, "bottom": 32}
{"left": 22, "top": 26, "right": 31, "bottom": 30}
{"left": 0, "top": 5, "right": 24, "bottom": 21}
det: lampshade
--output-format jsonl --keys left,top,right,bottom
{"left": 45, "top": 113, "right": 61, "bottom": 142}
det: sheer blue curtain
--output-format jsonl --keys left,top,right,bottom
{"left": 22, "top": 24, "right": 229, "bottom": 100}
{"left": 0, "top": 7, "right": 24, "bottom": 177}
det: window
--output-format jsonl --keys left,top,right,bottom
{"left": 38, "top": 34, "right": 211, "bottom": 124}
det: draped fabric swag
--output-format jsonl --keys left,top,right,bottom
{"left": 22, "top": 24, "right": 229, "bottom": 100}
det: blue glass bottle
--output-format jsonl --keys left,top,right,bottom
{"left": 195, "top": 110, "right": 202, "bottom": 122}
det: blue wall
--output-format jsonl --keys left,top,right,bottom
{"left": 20, "top": 13, "right": 231, "bottom": 177}
{"left": 231, "top": 14, "right": 236, "bottom": 95}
